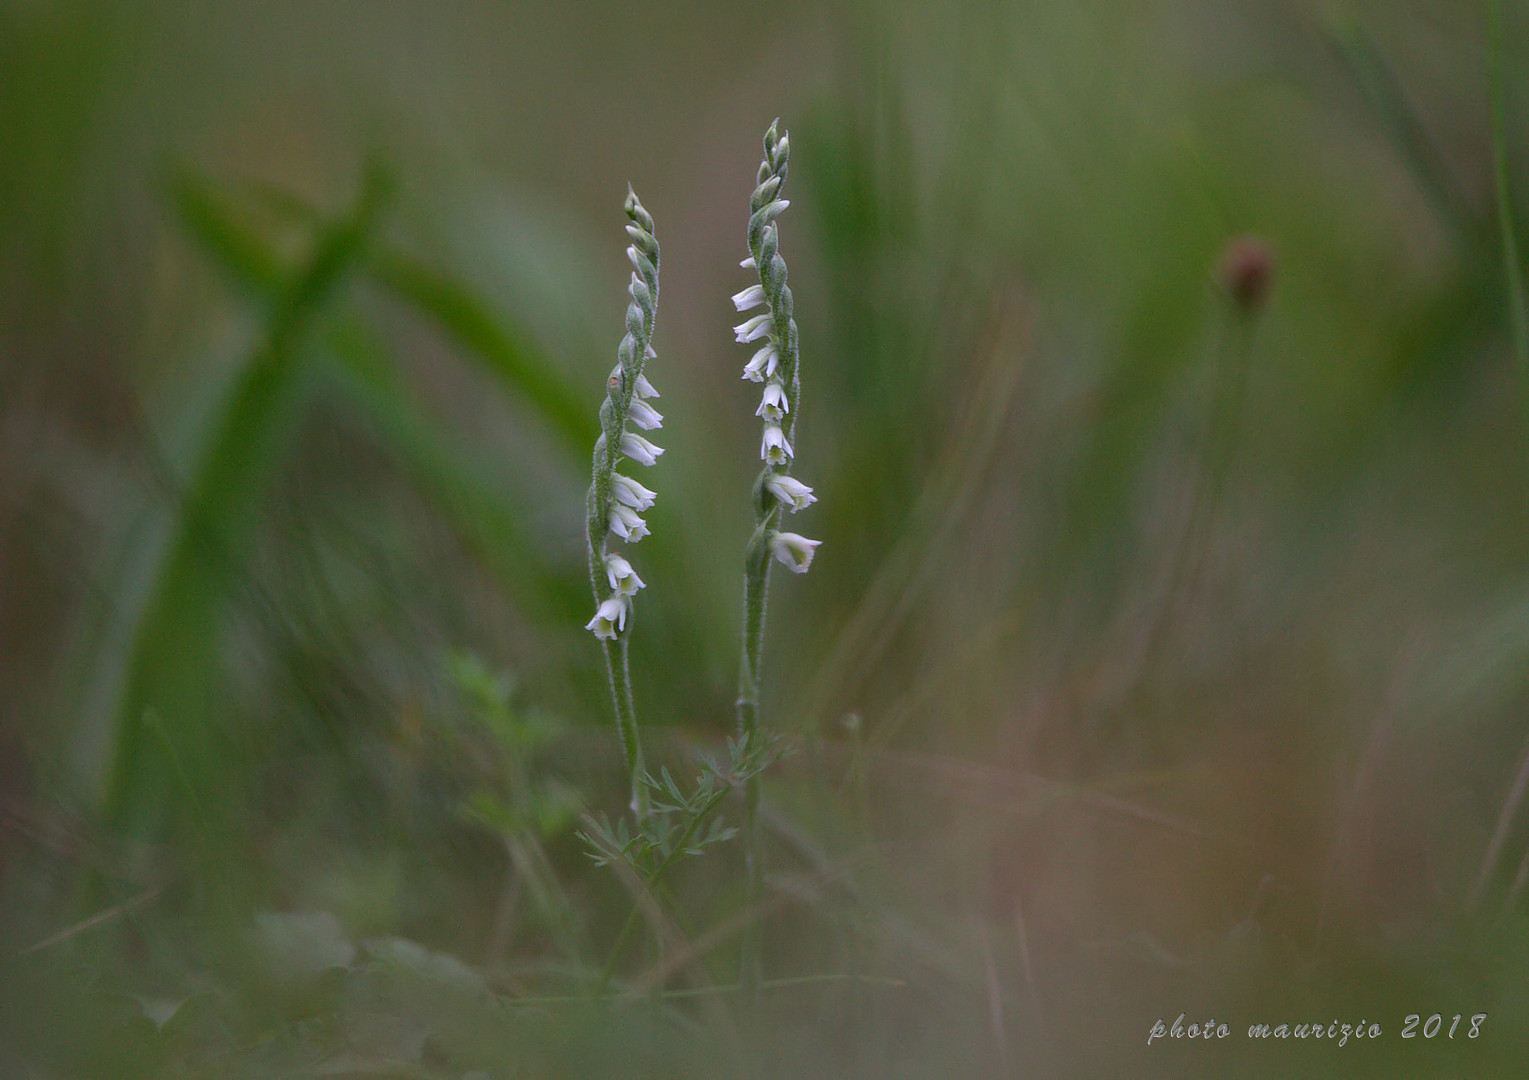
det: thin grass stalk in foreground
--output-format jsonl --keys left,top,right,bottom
{"left": 1490, "top": 0, "right": 1529, "bottom": 381}
{"left": 1476, "top": 0, "right": 1529, "bottom": 917}
{"left": 733, "top": 119, "right": 821, "bottom": 996}
{"left": 586, "top": 188, "right": 665, "bottom": 824}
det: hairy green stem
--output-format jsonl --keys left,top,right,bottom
{"left": 599, "top": 637, "right": 649, "bottom": 822}
{"left": 736, "top": 524, "right": 773, "bottom": 998}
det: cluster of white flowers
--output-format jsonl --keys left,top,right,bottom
{"left": 587, "top": 361, "right": 663, "bottom": 639}
{"left": 587, "top": 552, "right": 646, "bottom": 639}
{"left": 587, "top": 192, "right": 664, "bottom": 640}
{"left": 735, "top": 123, "right": 820, "bottom": 574}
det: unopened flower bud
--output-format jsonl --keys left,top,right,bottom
{"left": 1216, "top": 236, "right": 1274, "bottom": 314}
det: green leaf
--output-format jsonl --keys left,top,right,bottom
{"left": 83, "top": 169, "right": 389, "bottom": 849}
{"left": 212, "top": 175, "right": 599, "bottom": 462}
{"left": 369, "top": 251, "right": 597, "bottom": 459}
{"left": 318, "top": 321, "right": 586, "bottom": 624}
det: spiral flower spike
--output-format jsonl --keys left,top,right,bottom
{"left": 585, "top": 187, "right": 663, "bottom": 821}
{"left": 733, "top": 120, "right": 820, "bottom": 997}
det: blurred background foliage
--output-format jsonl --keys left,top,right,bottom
{"left": 5, "top": 0, "right": 1529, "bottom": 1075}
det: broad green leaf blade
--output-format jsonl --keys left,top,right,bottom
{"left": 195, "top": 174, "right": 598, "bottom": 461}
{"left": 88, "top": 171, "right": 388, "bottom": 834}
{"left": 317, "top": 320, "right": 586, "bottom": 624}
{"left": 167, "top": 170, "right": 288, "bottom": 295}
{"left": 173, "top": 171, "right": 588, "bottom": 623}
{"left": 368, "top": 250, "right": 598, "bottom": 460}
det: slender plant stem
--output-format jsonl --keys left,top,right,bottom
{"left": 736, "top": 524, "right": 774, "bottom": 999}
{"left": 1490, "top": 0, "right": 1529, "bottom": 380}
{"left": 1483, "top": 0, "right": 1529, "bottom": 920}
{"left": 1138, "top": 306, "right": 1253, "bottom": 678}
{"left": 600, "top": 785, "right": 735, "bottom": 985}
{"left": 1474, "top": 732, "right": 1529, "bottom": 911}
{"left": 521, "top": 973, "right": 907, "bottom": 1009}
{"left": 600, "top": 637, "right": 650, "bottom": 824}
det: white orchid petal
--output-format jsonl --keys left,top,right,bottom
{"left": 586, "top": 595, "right": 630, "bottom": 639}
{"left": 626, "top": 398, "right": 664, "bottom": 431}
{"left": 619, "top": 432, "right": 664, "bottom": 466}
{"left": 610, "top": 473, "right": 657, "bottom": 511}
{"left": 605, "top": 553, "right": 646, "bottom": 595}
{"left": 731, "top": 284, "right": 767, "bottom": 312}
{"left": 761, "top": 425, "right": 793, "bottom": 464}
{"left": 734, "top": 313, "right": 773, "bottom": 343}
{"left": 755, "top": 382, "right": 789, "bottom": 420}
{"left": 765, "top": 474, "right": 816, "bottom": 512}
{"left": 742, "top": 345, "right": 779, "bottom": 383}
{"left": 609, "top": 502, "right": 649, "bottom": 542}
{"left": 768, "top": 531, "right": 820, "bottom": 573}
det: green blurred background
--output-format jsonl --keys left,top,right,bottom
{"left": 4, "top": 0, "right": 1529, "bottom": 1075}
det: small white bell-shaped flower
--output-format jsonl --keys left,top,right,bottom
{"left": 610, "top": 473, "right": 657, "bottom": 511}
{"left": 626, "top": 398, "right": 664, "bottom": 430}
{"left": 742, "top": 345, "right": 779, "bottom": 383}
{"left": 768, "top": 531, "right": 820, "bottom": 573}
{"left": 765, "top": 474, "right": 816, "bottom": 512}
{"left": 605, "top": 553, "right": 645, "bottom": 595}
{"left": 734, "top": 313, "right": 774, "bottom": 343}
{"left": 608, "top": 502, "right": 650, "bottom": 542}
{"left": 585, "top": 594, "right": 629, "bottom": 639}
{"left": 761, "top": 424, "right": 793, "bottom": 465}
{"left": 620, "top": 432, "right": 665, "bottom": 466}
{"left": 756, "top": 382, "right": 789, "bottom": 421}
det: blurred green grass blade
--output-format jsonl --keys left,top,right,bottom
{"left": 172, "top": 170, "right": 586, "bottom": 622}
{"left": 368, "top": 250, "right": 597, "bottom": 460}
{"left": 168, "top": 170, "right": 287, "bottom": 295}
{"left": 1489, "top": 0, "right": 1529, "bottom": 385}
{"left": 203, "top": 175, "right": 598, "bottom": 461}
{"left": 319, "top": 321, "right": 587, "bottom": 623}
{"left": 94, "top": 171, "right": 388, "bottom": 832}
{"left": 1327, "top": 19, "right": 1479, "bottom": 238}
